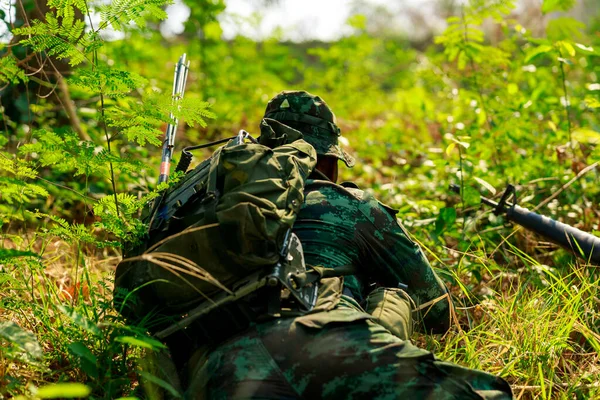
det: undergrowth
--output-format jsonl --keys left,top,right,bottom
{"left": 1, "top": 0, "right": 599, "bottom": 398}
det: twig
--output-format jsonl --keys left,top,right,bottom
{"left": 83, "top": 0, "right": 120, "bottom": 218}
{"left": 57, "top": 76, "right": 91, "bottom": 141}
{"left": 462, "top": 9, "right": 493, "bottom": 132}
{"left": 526, "top": 177, "right": 560, "bottom": 184}
{"left": 458, "top": 144, "right": 466, "bottom": 237}
{"left": 36, "top": 177, "right": 96, "bottom": 202}
{"left": 557, "top": 48, "right": 573, "bottom": 154}
{"left": 513, "top": 382, "right": 600, "bottom": 390}
{"left": 532, "top": 161, "right": 599, "bottom": 212}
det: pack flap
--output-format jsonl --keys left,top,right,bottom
{"left": 258, "top": 118, "right": 304, "bottom": 148}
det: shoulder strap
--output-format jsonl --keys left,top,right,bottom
{"left": 340, "top": 181, "right": 360, "bottom": 189}
{"left": 291, "top": 264, "right": 358, "bottom": 288}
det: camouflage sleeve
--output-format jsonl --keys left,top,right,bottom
{"left": 352, "top": 190, "right": 451, "bottom": 334}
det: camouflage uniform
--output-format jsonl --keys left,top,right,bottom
{"left": 180, "top": 92, "right": 513, "bottom": 399}
{"left": 296, "top": 180, "right": 450, "bottom": 334}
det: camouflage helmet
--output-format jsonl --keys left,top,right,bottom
{"left": 263, "top": 90, "right": 355, "bottom": 167}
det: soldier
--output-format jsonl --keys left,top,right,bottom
{"left": 181, "top": 91, "right": 513, "bottom": 399}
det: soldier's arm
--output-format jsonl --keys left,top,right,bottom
{"left": 353, "top": 191, "right": 452, "bottom": 334}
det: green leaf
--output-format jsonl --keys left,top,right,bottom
{"left": 115, "top": 335, "right": 167, "bottom": 350}
{"left": 462, "top": 186, "right": 481, "bottom": 207}
{"left": 435, "top": 207, "right": 456, "bottom": 235}
{"left": 68, "top": 342, "right": 97, "bottom": 363}
{"left": 203, "top": 21, "right": 223, "bottom": 41}
{"left": 451, "top": 137, "right": 470, "bottom": 149}
{"left": 524, "top": 45, "right": 553, "bottom": 63}
{"left": 477, "top": 109, "right": 487, "bottom": 127}
{"left": 0, "top": 55, "right": 29, "bottom": 85}
{"left": 0, "top": 249, "right": 40, "bottom": 261}
{"left": 557, "top": 41, "right": 576, "bottom": 57}
{"left": 584, "top": 97, "right": 600, "bottom": 109}
{"left": 347, "top": 14, "right": 367, "bottom": 30}
{"left": 0, "top": 321, "right": 42, "bottom": 359}
{"left": 457, "top": 51, "right": 468, "bottom": 70}
{"left": 57, "top": 306, "right": 102, "bottom": 336}
{"left": 70, "top": 68, "right": 148, "bottom": 98}
{"left": 557, "top": 57, "right": 573, "bottom": 66}
{"left": 542, "top": 0, "right": 576, "bottom": 14}
{"left": 546, "top": 18, "right": 584, "bottom": 42}
{"left": 572, "top": 128, "right": 600, "bottom": 144}
{"left": 139, "top": 371, "right": 182, "bottom": 398}
{"left": 574, "top": 43, "right": 600, "bottom": 55}
{"left": 36, "top": 383, "right": 91, "bottom": 398}
{"left": 68, "top": 342, "right": 99, "bottom": 378}
{"left": 473, "top": 177, "right": 497, "bottom": 195}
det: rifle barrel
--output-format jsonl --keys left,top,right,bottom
{"left": 449, "top": 184, "right": 600, "bottom": 264}
{"left": 506, "top": 205, "right": 600, "bottom": 264}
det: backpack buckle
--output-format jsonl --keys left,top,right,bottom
{"left": 265, "top": 233, "right": 319, "bottom": 317}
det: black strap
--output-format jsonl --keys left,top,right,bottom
{"left": 204, "top": 146, "right": 222, "bottom": 225}
{"left": 291, "top": 264, "right": 358, "bottom": 288}
{"left": 308, "top": 168, "right": 332, "bottom": 181}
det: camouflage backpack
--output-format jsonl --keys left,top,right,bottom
{"left": 114, "top": 118, "right": 319, "bottom": 335}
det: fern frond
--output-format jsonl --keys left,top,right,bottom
{"left": 47, "top": 0, "right": 88, "bottom": 18}
{"left": 70, "top": 67, "right": 148, "bottom": 97}
{"left": 98, "top": 0, "right": 171, "bottom": 31}
{"left": 0, "top": 55, "right": 28, "bottom": 86}
{"left": 467, "top": 0, "right": 515, "bottom": 23}
{"left": 0, "top": 154, "right": 49, "bottom": 207}
{"left": 144, "top": 92, "right": 216, "bottom": 129}
{"left": 104, "top": 95, "right": 166, "bottom": 146}
{"left": 176, "top": 98, "right": 217, "bottom": 128}
{"left": 94, "top": 192, "right": 139, "bottom": 216}
{"left": 0, "top": 177, "right": 50, "bottom": 205}
{"left": 435, "top": 9, "right": 510, "bottom": 70}
{"left": 18, "top": 130, "right": 118, "bottom": 179}
{"left": 30, "top": 210, "right": 100, "bottom": 244}
{"left": 14, "top": 12, "right": 91, "bottom": 66}
{"left": 92, "top": 193, "right": 148, "bottom": 244}
{"left": 0, "top": 154, "right": 38, "bottom": 179}
{"left": 121, "top": 126, "right": 163, "bottom": 147}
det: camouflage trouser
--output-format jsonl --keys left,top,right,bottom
{"left": 183, "top": 297, "right": 512, "bottom": 400}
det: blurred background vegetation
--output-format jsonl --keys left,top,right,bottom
{"left": 1, "top": 0, "right": 600, "bottom": 398}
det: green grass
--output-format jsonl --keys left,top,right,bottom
{"left": 418, "top": 243, "right": 600, "bottom": 400}
{"left": 0, "top": 237, "right": 154, "bottom": 399}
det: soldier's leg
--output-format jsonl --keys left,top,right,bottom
{"left": 184, "top": 307, "right": 511, "bottom": 399}
{"left": 184, "top": 330, "right": 301, "bottom": 400}
{"left": 256, "top": 317, "right": 512, "bottom": 400}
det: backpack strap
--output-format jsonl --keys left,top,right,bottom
{"left": 204, "top": 146, "right": 222, "bottom": 225}
{"left": 340, "top": 181, "right": 360, "bottom": 189}
{"left": 291, "top": 264, "right": 358, "bottom": 288}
